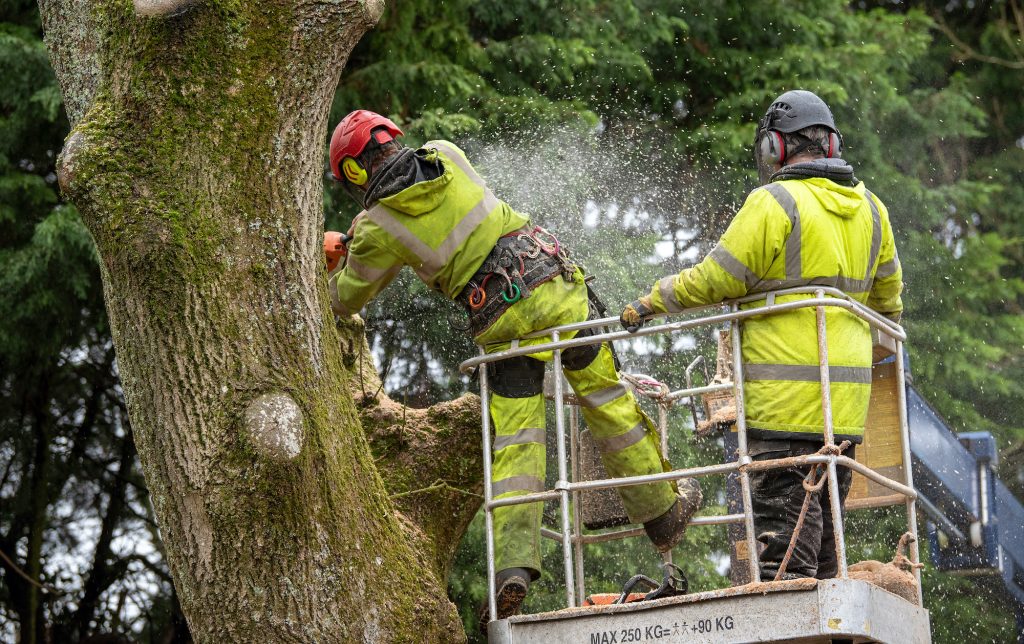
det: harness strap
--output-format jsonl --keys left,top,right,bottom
{"left": 457, "top": 226, "right": 578, "bottom": 336}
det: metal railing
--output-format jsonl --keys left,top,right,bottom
{"left": 459, "top": 286, "right": 922, "bottom": 622}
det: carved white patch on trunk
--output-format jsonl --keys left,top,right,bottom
{"left": 134, "top": 0, "right": 198, "bottom": 17}
{"left": 244, "top": 393, "right": 304, "bottom": 461}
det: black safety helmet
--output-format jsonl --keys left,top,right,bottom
{"left": 755, "top": 90, "right": 843, "bottom": 183}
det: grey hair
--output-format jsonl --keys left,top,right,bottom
{"left": 782, "top": 125, "right": 831, "bottom": 158}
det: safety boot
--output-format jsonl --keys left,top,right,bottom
{"left": 477, "top": 568, "right": 530, "bottom": 634}
{"left": 643, "top": 479, "right": 703, "bottom": 553}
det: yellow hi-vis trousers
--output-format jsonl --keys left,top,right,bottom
{"left": 476, "top": 275, "right": 677, "bottom": 575}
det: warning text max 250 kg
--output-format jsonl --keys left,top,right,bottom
{"left": 588, "top": 615, "right": 736, "bottom": 643}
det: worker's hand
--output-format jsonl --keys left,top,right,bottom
{"left": 620, "top": 296, "right": 654, "bottom": 333}
{"left": 346, "top": 213, "right": 363, "bottom": 239}
{"left": 324, "top": 215, "right": 365, "bottom": 271}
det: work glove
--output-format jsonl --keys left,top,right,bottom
{"left": 620, "top": 296, "right": 654, "bottom": 333}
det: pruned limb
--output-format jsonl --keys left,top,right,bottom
{"left": 335, "top": 314, "right": 483, "bottom": 580}
{"left": 243, "top": 393, "right": 304, "bottom": 462}
{"left": 134, "top": 0, "right": 200, "bottom": 18}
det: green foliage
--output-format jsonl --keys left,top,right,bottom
{"left": 889, "top": 2, "right": 1024, "bottom": 505}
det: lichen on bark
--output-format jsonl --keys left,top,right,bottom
{"left": 40, "top": 0, "right": 480, "bottom": 640}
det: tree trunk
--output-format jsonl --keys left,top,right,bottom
{"left": 38, "top": 1, "right": 482, "bottom": 640}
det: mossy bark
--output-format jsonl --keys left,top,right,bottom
{"left": 39, "top": 1, "right": 482, "bottom": 641}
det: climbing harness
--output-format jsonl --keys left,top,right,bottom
{"left": 457, "top": 225, "right": 579, "bottom": 336}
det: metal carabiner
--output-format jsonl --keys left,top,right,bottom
{"left": 517, "top": 233, "right": 542, "bottom": 259}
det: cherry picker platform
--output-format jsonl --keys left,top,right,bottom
{"left": 491, "top": 578, "right": 929, "bottom": 643}
{"left": 460, "top": 287, "right": 931, "bottom": 643}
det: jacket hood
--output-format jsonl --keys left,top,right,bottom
{"left": 798, "top": 177, "right": 869, "bottom": 219}
{"left": 772, "top": 158, "right": 865, "bottom": 219}
{"left": 364, "top": 147, "right": 448, "bottom": 213}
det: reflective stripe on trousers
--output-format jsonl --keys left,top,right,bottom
{"left": 490, "top": 343, "right": 677, "bottom": 573}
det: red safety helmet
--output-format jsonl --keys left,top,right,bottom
{"left": 329, "top": 110, "right": 404, "bottom": 183}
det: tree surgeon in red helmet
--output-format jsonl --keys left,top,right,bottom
{"left": 325, "top": 110, "right": 703, "bottom": 628}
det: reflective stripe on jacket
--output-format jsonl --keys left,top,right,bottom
{"left": 649, "top": 178, "right": 903, "bottom": 440}
{"left": 329, "top": 140, "right": 528, "bottom": 315}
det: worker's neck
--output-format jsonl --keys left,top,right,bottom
{"left": 784, "top": 152, "right": 825, "bottom": 166}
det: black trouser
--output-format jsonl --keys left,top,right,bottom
{"left": 749, "top": 439, "right": 856, "bottom": 580}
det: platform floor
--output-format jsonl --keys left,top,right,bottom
{"left": 488, "top": 578, "right": 931, "bottom": 643}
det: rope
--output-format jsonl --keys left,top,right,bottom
{"left": 621, "top": 373, "right": 669, "bottom": 400}
{"left": 895, "top": 531, "right": 925, "bottom": 570}
{"left": 773, "top": 440, "right": 851, "bottom": 581}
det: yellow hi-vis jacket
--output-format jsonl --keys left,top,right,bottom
{"left": 329, "top": 141, "right": 528, "bottom": 316}
{"left": 648, "top": 178, "right": 903, "bottom": 441}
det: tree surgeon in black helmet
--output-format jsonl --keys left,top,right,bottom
{"left": 621, "top": 89, "right": 904, "bottom": 580}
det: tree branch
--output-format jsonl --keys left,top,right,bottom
{"left": 935, "top": 15, "right": 1024, "bottom": 69}
{"left": 335, "top": 314, "right": 483, "bottom": 580}
{"left": 0, "top": 545, "right": 63, "bottom": 596}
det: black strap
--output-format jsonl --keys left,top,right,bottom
{"left": 614, "top": 563, "right": 688, "bottom": 604}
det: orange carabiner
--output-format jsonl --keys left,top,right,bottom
{"left": 468, "top": 287, "right": 487, "bottom": 310}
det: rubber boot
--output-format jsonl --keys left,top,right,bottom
{"left": 643, "top": 479, "right": 703, "bottom": 553}
{"left": 477, "top": 567, "right": 531, "bottom": 634}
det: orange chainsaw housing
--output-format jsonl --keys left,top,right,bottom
{"left": 324, "top": 231, "right": 348, "bottom": 272}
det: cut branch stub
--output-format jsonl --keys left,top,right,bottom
{"left": 243, "top": 392, "right": 304, "bottom": 462}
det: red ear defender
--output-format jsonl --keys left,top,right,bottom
{"left": 772, "top": 131, "right": 786, "bottom": 164}
{"left": 826, "top": 131, "right": 843, "bottom": 158}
